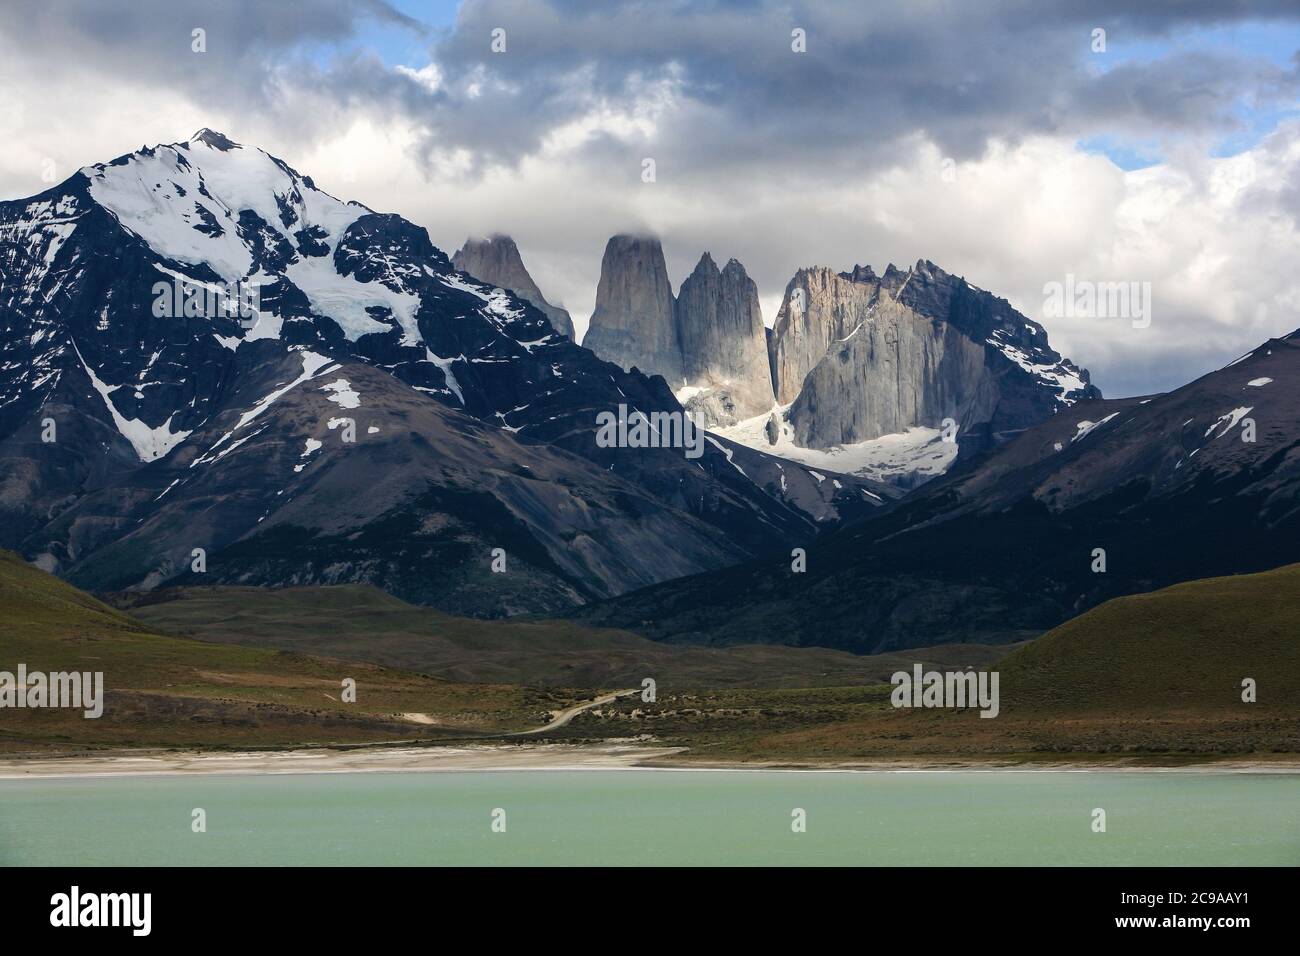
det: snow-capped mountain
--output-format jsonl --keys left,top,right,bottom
{"left": 0, "top": 130, "right": 886, "bottom": 611}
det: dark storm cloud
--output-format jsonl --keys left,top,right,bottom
{"left": 407, "top": 0, "right": 1300, "bottom": 175}
{"left": 4, "top": 0, "right": 421, "bottom": 51}
{"left": 2, "top": 0, "right": 1295, "bottom": 178}
{"left": 1076, "top": 50, "right": 1299, "bottom": 134}
{"left": 0, "top": 0, "right": 425, "bottom": 120}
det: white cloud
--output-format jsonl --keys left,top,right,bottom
{"left": 395, "top": 63, "right": 443, "bottom": 93}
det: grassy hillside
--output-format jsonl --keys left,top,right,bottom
{"left": 5, "top": 551, "right": 1294, "bottom": 764}
{"left": 998, "top": 563, "right": 1300, "bottom": 714}
{"left": 550, "top": 565, "right": 1300, "bottom": 764}
{"left": 122, "top": 584, "right": 1010, "bottom": 689}
{"left": 0, "top": 551, "right": 568, "bottom": 752}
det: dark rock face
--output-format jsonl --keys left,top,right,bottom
{"left": 770, "top": 260, "right": 1100, "bottom": 452}
{"left": 0, "top": 131, "right": 852, "bottom": 615}
{"left": 764, "top": 412, "right": 780, "bottom": 445}
{"left": 452, "top": 234, "right": 575, "bottom": 340}
{"left": 19, "top": 350, "right": 752, "bottom": 616}
{"left": 582, "top": 234, "right": 682, "bottom": 384}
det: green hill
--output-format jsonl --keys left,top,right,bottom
{"left": 999, "top": 563, "right": 1300, "bottom": 715}
{"left": 0, "top": 551, "right": 561, "bottom": 752}
{"left": 6, "top": 550, "right": 1295, "bottom": 764}
{"left": 121, "top": 583, "right": 1010, "bottom": 689}
{"left": 638, "top": 565, "right": 1300, "bottom": 764}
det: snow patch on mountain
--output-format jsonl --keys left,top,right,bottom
{"left": 439, "top": 273, "right": 540, "bottom": 338}
{"left": 1072, "top": 413, "right": 1119, "bottom": 443}
{"left": 705, "top": 436, "right": 747, "bottom": 477}
{"left": 286, "top": 256, "right": 421, "bottom": 344}
{"left": 319, "top": 378, "right": 360, "bottom": 408}
{"left": 294, "top": 437, "right": 323, "bottom": 472}
{"left": 85, "top": 133, "right": 363, "bottom": 284}
{"left": 1205, "top": 407, "right": 1253, "bottom": 439}
{"left": 71, "top": 341, "right": 192, "bottom": 462}
{"left": 83, "top": 132, "right": 431, "bottom": 348}
{"left": 985, "top": 329, "right": 1086, "bottom": 404}
{"left": 192, "top": 350, "right": 336, "bottom": 467}
{"left": 714, "top": 405, "right": 958, "bottom": 486}
{"left": 424, "top": 348, "right": 465, "bottom": 403}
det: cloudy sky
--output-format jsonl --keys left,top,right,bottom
{"left": 2, "top": 0, "right": 1299, "bottom": 396}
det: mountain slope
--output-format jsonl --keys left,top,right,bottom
{"left": 573, "top": 330, "right": 1300, "bottom": 651}
{"left": 0, "top": 130, "right": 833, "bottom": 612}
{"left": 0, "top": 549, "right": 554, "bottom": 750}
{"left": 121, "top": 582, "right": 1007, "bottom": 690}
{"left": 998, "top": 562, "right": 1300, "bottom": 715}
{"left": 663, "top": 565, "right": 1300, "bottom": 764}
{"left": 21, "top": 347, "right": 755, "bottom": 615}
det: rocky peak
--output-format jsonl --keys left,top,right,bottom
{"left": 879, "top": 262, "right": 911, "bottom": 294}
{"left": 770, "top": 265, "right": 879, "bottom": 403}
{"left": 845, "top": 264, "right": 878, "bottom": 284}
{"left": 452, "top": 234, "right": 575, "bottom": 340}
{"left": 768, "top": 257, "right": 1100, "bottom": 457}
{"left": 680, "top": 251, "right": 721, "bottom": 291}
{"left": 674, "top": 252, "right": 772, "bottom": 426}
{"left": 189, "top": 128, "right": 240, "bottom": 151}
{"left": 721, "top": 257, "right": 748, "bottom": 281}
{"left": 580, "top": 238, "right": 776, "bottom": 426}
{"left": 582, "top": 234, "right": 682, "bottom": 384}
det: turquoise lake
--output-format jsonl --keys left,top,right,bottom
{"left": 2, "top": 769, "right": 1297, "bottom": 866}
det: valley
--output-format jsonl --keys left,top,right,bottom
{"left": 0, "top": 128, "right": 1295, "bottom": 774}
{"left": 2, "top": 547, "right": 1295, "bottom": 767}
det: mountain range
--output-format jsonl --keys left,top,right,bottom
{"left": 0, "top": 130, "right": 887, "bottom": 615}
{"left": 575, "top": 330, "right": 1300, "bottom": 651}
{"left": 0, "top": 129, "right": 1294, "bottom": 647}
{"left": 577, "top": 235, "right": 1100, "bottom": 490}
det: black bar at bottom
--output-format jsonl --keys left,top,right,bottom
{"left": 3, "top": 865, "right": 1286, "bottom": 941}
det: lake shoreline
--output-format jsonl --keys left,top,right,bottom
{"left": 2, "top": 742, "right": 1299, "bottom": 779}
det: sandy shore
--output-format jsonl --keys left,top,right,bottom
{"left": 0, "top": 742, "right": 686, "bottom": 779}
{"left": 1, "top": 744, "right": 1298, "bottom": 779}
